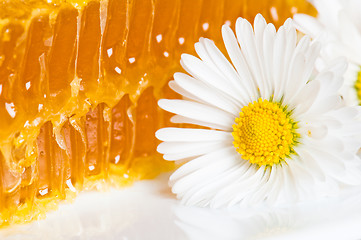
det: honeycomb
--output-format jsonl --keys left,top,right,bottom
{"left": 0, "top": 0, "right": 316, "bottom": 227}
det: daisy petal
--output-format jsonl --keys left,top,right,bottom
{"left": 173, "top": 72, "right": 240, "bottom": 115}
{"left": 170, "top": 115, "right": 231, "bottom": 131}
{"left": 160, "top": 141, "right": 233, "bottom": 161}
{"left": 291, "top": 79, "right": 320, "bottom": 117}
{"left": 170, "top": 147, "right": 237, "bottom": 184}
{"left": 168, "top": 80, "right": 202, "bottom": 103}
{"left": 293, "top": 14, "right": 323, "bottom": 38}
{"left": 180, "top": 54, "right": 242, "bottom": 102}
{"left": 284, "top": 53, "right": 306, "bottom": 103}
{"left": 235, "top": 18, "right": 265, "bottom": 97}
{"left": 221, "top": 25, "right": 258, "bottom": 100}
{"left": 157, "top": 141, "right": 230, "bottom": 154}
{"left": 176, "top": 155, "right": 241, "bottom": 205}
{"left": 272, "top": 26, "right": 286, "bottom": 101}
{"left": 184, "top": 162, "right": 248, "bottom": 206}
{"left": 202, "top": 38, "right": 252, "bottom": 104}
{"left": 158, "top": 99, "right": 235, "bottom": 130}
{"left": 156, "top": 128, "right": 231, "bottom": 142}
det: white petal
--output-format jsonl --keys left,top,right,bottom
{"left": 157, "top": 141, "right": 227, "bottom": 154}
{"left": 328, "top": 106, "right": 360, "bottom": 121}
{"left": 156, "top": 128, "right": 231, "bottom": 142}
{"left": 299, "top": 123, "right": 328, "bottom": 140}
{"left": 265, "top": 165, "right": 284, "bottom": 204}
{"left": 168, "top": 80, "right": 202, "bottom": 103}
{"left": 307, "top": 135, "right": 344, "bottom": 153}
{"left": 235, "top": 18, "right": 266, "bottom": 97}
{"left": 158, "top": 141, "right": 232, "bottom": 161}
{"left": 293, "top": 14, "right": 324, "bottom": 38}
{"left": 295, "top": 35, "right": 311, "bottom": 54}
{"left": 173, "top": 72, "right": 240, "bottom": 115}
{"left": 194, "top": 39, "right": 223, "bottom": 77}
{"left": 178, "top": 155, "right": 242, "bottom": 206}
{"left": 295, "top": 146, "right": 326, "bottom": 182}
{"left": 303, "top": 41, "right": 321, "bottom": 80}
{"left": 254, "top": 14, "right": 272, "bottom": 99}
{"left": 242, "top": 166, "right": 271, "bottom": 203}
{"left": 211, "top": 164, "right": 262, "bottom": 207}
{"left": 183, "top": 161, "right": 249, "bottom": 206}
{"left": 221, "top": 25, "right": 259, "bottom": 100}
{"left": 279, "top": 163, "right": 297, "bottom": 202}
{"left": 262, "top": 23, "right": 276, "bottom": 94}
{"left": 180, "top": 54, "right": 243, "bottom": 103}
{"left": 227, "top": 166, "right": 269, "bottom": 206}
{"left": 282, "top": 22, "right": 299, "bottom": 97}
{"left": 306, "top": 95, "right": 341, "bottom": 116}
{"left": 170, "top": 115, "right": 231, "bottom": 131}
{"left": 170, "top": 147, "right": 237, "bottom": 184}
{"left": 291, "top": 79, "right": 321, "bottom": 117}
{"left": 339, "top": 121, "right": 361, "bottom": 136}
{"left": 272, "top": 26, "right": 286, "bottom": 101}
{"left": 307, "top": 145, "right": 346, "bottom": 174}
{"left": 159, "top": 99, "right": 235, "bottom": 130}
{"left": 201, "top": 38, "right": 253, "bottom": 105}
{"left": 283, "top": 53, "right": 307, "bottom": 104}
{"left": 339, "top": 11, "right": 361, "bottom": 57}
{"left": 287, "top": 157, "right": 315, "bottom": 189}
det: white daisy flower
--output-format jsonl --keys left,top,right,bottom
{"left": 294, "top": 0, "right": 361, "bottom": 106}
{"left": 156, "top": 14, "right": 361, "bottom": 208}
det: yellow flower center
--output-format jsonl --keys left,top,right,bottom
{"left": 232, "top": 98, "right": 299, "bottom": 167}
{"left": 354, "top": 68, "right": 361, "bottom": 105}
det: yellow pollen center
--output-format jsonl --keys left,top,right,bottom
{"left": 354, "top": 68, "right": 361, "bottom": 105}
{"left": 232, "top": 98, "right": 299, "bottom": 167}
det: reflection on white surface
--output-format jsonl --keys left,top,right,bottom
{"left": 175, "top": 191, "right": 361, "bottom": 240}
{"left": 1, "top": 173, "right": 361, "bottom": 240}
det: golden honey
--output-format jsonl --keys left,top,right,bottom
{"left": 0, "top": 0, "right": 316, "bottom": 227}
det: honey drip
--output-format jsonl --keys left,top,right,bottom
{"left": 0, "top": 0, "right": 316, "bottom": 227}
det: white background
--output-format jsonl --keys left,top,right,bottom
{"left": 1, "top": 173, "right": 361, "bottom": 240}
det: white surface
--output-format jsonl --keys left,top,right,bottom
{"left": 1, "top": 173, "right": 361, "bottom": 240}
